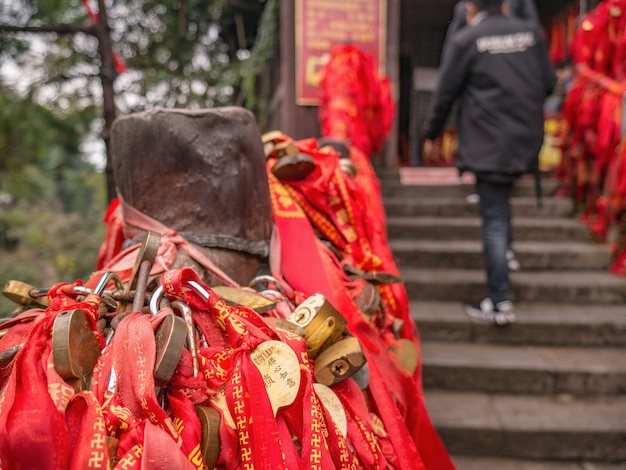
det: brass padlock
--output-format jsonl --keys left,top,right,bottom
{"left": 261, "top": 130, "right": 285, "bottom": 159}
{"left": 195, "top": 405, "right": 221, "bottom": 469}
{"left": 288, "top": 293, "right": 347, "bottom": 358}
{"left": 339, "top": 158, "right": 358, "bottom": 177}
{"left": 314, "top": 336, "right": 366, "bottom": 386}
{"left": 153, "top": 314, "right": 187, "bottom": 391}
{"left": 150, "top": 285, "right": 191, "bottom": 390}
{"left": 211, "top": 286, "right": 276, "bottom": 314}
{"left": 248, "top": 274, "right": 285, "bottom": 294}
{"left": 312, "top": 383, "right": 348, "bottom": 438}
{"left": 273, "top": 141, "right": 299, "bottom": 158}
{"left": 2, "top": 280, "right": 49, "bottom": 308}
{"left": 265, "top": 317, "right": 306, "bottom": 339}
{"left": 351, "top": 362, "right": 370, "bottom": 390}
{"left": 261, "top": 130, "right": 285, "bottom": 144}
{"left": 389, "top": 338, "right": 419, "bottom": 375}
{"left": 271, "top": 153, "right": 316, "bottom": 181}
{"left": 52, "top": 308, "right": 102, "bottom": 391}
{"left": 170, "top": 300, "right": 200, "bottom": 378}
{"left": 317, "top": 139, "right": 350, "bottom": 159}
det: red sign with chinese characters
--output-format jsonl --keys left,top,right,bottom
{"left": 295, "top": 0, "right": 387, "bottom": 105}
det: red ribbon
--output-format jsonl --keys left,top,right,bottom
{"left": 80, "top": 0, "right": 127, "bottom": 74}
{"left": 0, "top": 314, "right": 71, "bottom": 469}
{"left": 87, "top": 195, "right": 240, "bottom": 290}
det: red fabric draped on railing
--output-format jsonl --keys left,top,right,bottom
{"left": 558, "top": 0, "right": 626, "bottom": 274}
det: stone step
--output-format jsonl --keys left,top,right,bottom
{"left": 383, "top": 196, "right": 574, "bottom": 218}
{"left": 410, "top": 301, "right": 626, "bottom": 347}
{"left": 400, "top": 268, "right": 626, "bottom": 304}
{"left": 421, "top": 340, "right": 626, "bottom": 395}
{"left": 386, "top": 216, "right": 591, "bottom": 242}
{"left": 390, "top": 240, "right": 611, "bottom": 271}
{"left": 424, "top": 390, "right": 626, "bottom": 461}
{"left": 381, "top": 178, "right": 560, "bottom": 199}
{"left": 374, "top": 166, "right": 401, "bottom": 182}
{"left": 451, "top": 456, "right": 625, "bottom": 470}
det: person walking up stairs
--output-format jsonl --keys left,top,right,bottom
{"left": 382, "top": 167, "right": 626, "bottom": 468}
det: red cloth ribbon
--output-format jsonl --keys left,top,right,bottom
{"left": 80, "top": 0, "right": 127, "bottom": 74}
{"left": 87, "top": 194, "right": 240, "bottom": 290}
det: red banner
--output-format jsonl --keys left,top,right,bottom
{"left": 295, "top": 0, "right": 387, "bottom": 105}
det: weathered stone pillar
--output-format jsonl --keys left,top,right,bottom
{"left": 110, "top": 107, "right": 273, "bottom": 286}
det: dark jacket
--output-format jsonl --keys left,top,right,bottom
{"left": 424, "top": 13, "right": 557, "bottom": 178}
{"left": 445, "top": 0, "right": 540, "bottom": 44}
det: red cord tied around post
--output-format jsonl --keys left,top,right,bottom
{"left": 87, "top": 194, "right": 240, "bottom": 290}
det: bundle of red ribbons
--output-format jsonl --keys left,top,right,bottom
{"left": 0, "top": 44, "right": 455, "bottom": 469}
{"left": 558, "top": 0, "right": 626, "bottom": 275}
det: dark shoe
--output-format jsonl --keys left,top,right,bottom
{"left": 465, "top": 298, "right": 516, "bottom": 326}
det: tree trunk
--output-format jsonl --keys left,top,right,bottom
{"left": 96, "top": 0, "right": 118, "bottom": 203}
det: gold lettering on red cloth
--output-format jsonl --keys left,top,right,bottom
{"left": 90, "top": 433, "right": 106, "bottom": 451}
{"left": 269, "top": 177, "right": 307, "bottom": 219}
{"left": 379, "top": 286, "right": 397, "bottom": 313}
{"left": 327, "top": 179, "right": 358, "bottom": 244}
{"left": 280, "top": 150, "right": 384, "bottom": 271}
{"left": 116, "top": 444, "right": 142, "bottom": 469}
{"left": 230, "top": 364, "right": 253, "bottom": 466}
{"left": 188, "top": 443, "right": 203, "bottom": 468}
{"left": 311, "top": 448, "right": 322, "bottom": 466}
{"left": 87, "top": 452, "right": 105, "bottom": 468}
{"left": 308, "top": 391, "right": 328, "bottom": 468}
{"left": 205, "top": 350, "right": 231, "bottom": 382}
{"left": 48, "top": 376, "right": 75, "bottom": 412}
{"left": 332, "top": 167, "right": 383, "bottom": 269}
{"left": 87, "top": 431, "right": 106, "bottom": 468}
{"left": 107, "top": 401, "right": 133, "bottom": 434}
{"left": 285, "top": 185, "right": 347, "bottom": 249}
{"left": 94, "top": 416, "right": 106, "bottom": 433}
{"left": 173, "top": 415, "right": 184, "bottom": 435}
{"left": 355, "top": 412, "right": 382, "bottom": 464}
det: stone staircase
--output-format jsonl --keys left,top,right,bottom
{"left": 380, "top": 168, "right": 626, "bottom": 469}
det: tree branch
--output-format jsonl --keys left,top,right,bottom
{"left": 0, "top": 23, "right": 96, "bottom": 36}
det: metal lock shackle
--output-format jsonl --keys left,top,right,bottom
{"left": 93, "top": 271, "right": 125, "bottom": 314}
{"left": 248, "top": 274, "right": 285, "bottom": 294}
{"left": 150, "top": 280, "right": 211, "bottom": 311}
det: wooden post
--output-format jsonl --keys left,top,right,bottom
{"left": 383, "top": 0, "right": 401, "bottom": 171}
{"left": 110, "top": 107, "right": 274, "bottom": 287}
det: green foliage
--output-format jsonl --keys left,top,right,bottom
{"left": 107, "top": 0, "right": 244, "bottom": 111}
{"left": 0, "top": 87, "right": 106, "bottom": 318}
{"left": 1, "top": 0, "right": 278, "bottom": 117}
{"left": 0, "top": 192, "right": 107, "bottom": 317}
{"left": 0, "top": 86, "right": 98, "bottom": 201}
{"left": 0, "top": 0, "right": 280, "bottom": 316}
